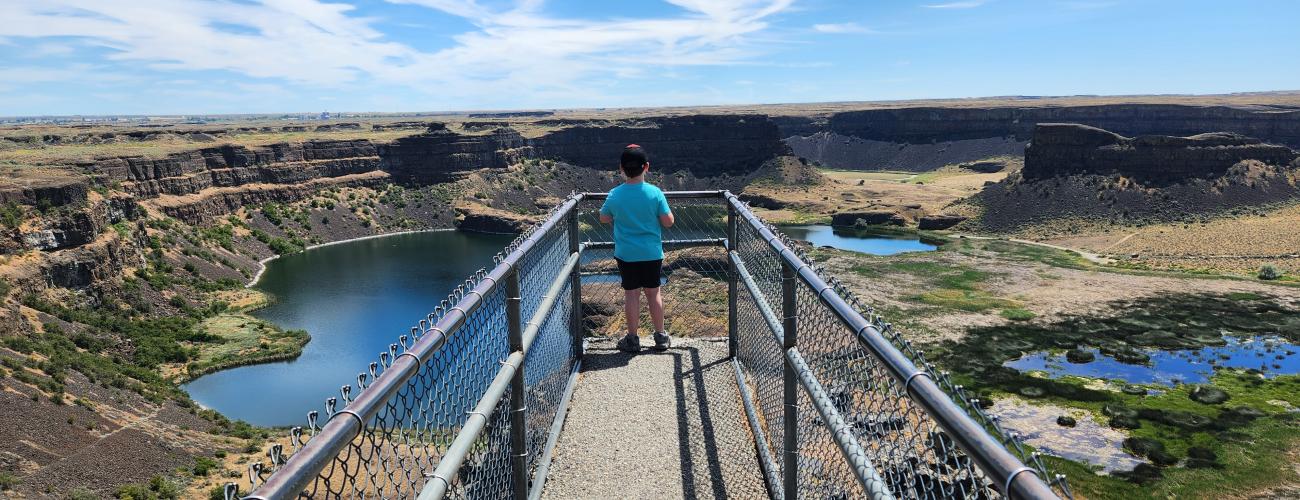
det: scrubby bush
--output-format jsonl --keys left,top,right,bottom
{"left": 193, "top": 456, "right": 219, "bottom": 476}
{"left": 1257, "top": 265, "right": 1282, "bottom": 280}
{"left": 0, "top": 202, "right": 24, "bottom": 229}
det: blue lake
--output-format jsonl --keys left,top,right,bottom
{"left": 1006, "top": 336, "right": 1300, "bottom": 386}
{"left": 780, "top": 225, "right": 938, "bottom": 255}
{"left": 182, "top": 230, "right": 513, "bottom": 427}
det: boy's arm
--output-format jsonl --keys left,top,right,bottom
{"left": 599, "top": 200, "right": 613, "bottom": 224}
{"left": 657, "top": 192, "right": 674, "bottom": 228}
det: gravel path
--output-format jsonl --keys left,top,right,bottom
{"left": 542, "top": 337, "right": 769, "bottom": 500}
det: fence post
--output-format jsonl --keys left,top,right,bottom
{"left": 506, "top": 269, "right": 528, "bottom": 500}
{"left": 726, "top": 201, "right": 738, "bottom": 359}
{"left": 781, "top": 260, "right": 798, "bottom": 499}
{"left": 568, "top": 207, "right": 583, "bottom": 359}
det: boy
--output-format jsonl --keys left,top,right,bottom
{"left": 599, "top": 144, "right": 675, "bottom": 353}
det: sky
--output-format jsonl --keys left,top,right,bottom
{"left": 1, "top": 0, "right": 1297, "bottom": 116}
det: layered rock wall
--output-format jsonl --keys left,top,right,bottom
{"left": 85, "top": 139, "right": 381, "bottom": 198}
{"left": 381, "top": 115, "right": 791, "bottom": 181}
{"left": 1023, "top": 123, "right": 1299, "bottom": 181}
{"left": 827, "top": 105, "right": 1300, "bottom": 147}
{"left": 532, "top": 115, "right": 789, "bottom": 177}
{"left": 379, "top": 125, "right": 530, "bottom": 183}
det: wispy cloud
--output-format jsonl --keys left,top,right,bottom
{"left": 922, "top": 1, "right": 987, "bottom": 8}
{"left": 812, "top": 22, "right": 874, "bottom": 34}
{"left": 0, "top": 0, "right": 797, "bottom": 109}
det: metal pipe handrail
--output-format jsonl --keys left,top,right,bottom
{"left": 723, "top": 191, "right": 1057, "bottom": 500}
{"left": 418, "top": 251, "right": 580, "bottom": 500}
{"left": 730, "top": 251, "right": 894, "bottom": 499}
{"left": 250, "top": 197, "right": 581, "bottom": 498}
{"left": 579, "top": 190, "right": 726, "bottom": 201}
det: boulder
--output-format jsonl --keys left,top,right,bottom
{"left": 1055, "top": 415, "right": 1077, "bottom": 427}
{"left": 1189, "top": 385, "right": 1230, "bottom": 404}
{"left": 831, "top": 210, "right": 906, "bottom": 227}
{"left": 917, "top": 214, "right": 967, "bottom": 230}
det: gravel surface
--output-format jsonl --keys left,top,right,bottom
{"left": 542, "top": 337, "right": 768, "bottom": 500}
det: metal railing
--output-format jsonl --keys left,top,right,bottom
{"left": 234, "top": 190, "right": 1068, "bottom": 499}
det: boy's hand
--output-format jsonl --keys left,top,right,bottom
{"left": 599, "top": 214, "right": 613, "bottom": 224}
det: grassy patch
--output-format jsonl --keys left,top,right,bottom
{"left": 932, "top": 293, "right": 1300, "bottom": 498}
{"left": 957, "top": 238, "right": 1092, "bottom": 269}
{"left": 912, "top": 288, "right": 1020, "bottom": 312}
{"left": 182, "top": 313, "right": 309, "bottom": 381}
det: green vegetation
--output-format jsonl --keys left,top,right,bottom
{"left": 999, "top": 308, "right": 1036, "bottom": 321}
{"left": 249, "top": 228, "right": 305, "bottom": 255}
{"left": 0, "top": 471, "right": 18, "bottom": 491}
{"left": 193, "top": 456, "right": 219, "bottom": 477}
{"left": 1258, "top": 265, "right": 1282, "bottom": 280}
{"left": 114, "top": 475, "right": 179, "bottom": 499}
{"left": 183, "top": 313, "right": 309, "bottom": 380}
{"left": 933, "top": 293, "right": 1300, "bottom": 498}
{"left": 0, "top": 201, "right": 24, "bottom": 229}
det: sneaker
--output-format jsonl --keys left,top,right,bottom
{"left": 616, "top": 334, "right": 641, "bottom": 353}
{"left": 652, "top": 331, "right": 672, "bottom": 351}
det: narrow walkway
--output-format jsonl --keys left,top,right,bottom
{"left": 542, "top": 337, "right": 768, "bottom": 500}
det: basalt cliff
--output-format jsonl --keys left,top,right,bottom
{"left": 784, "top": 104, "right": 1300, "bottom": 171}
{"left": 973, "top": 123, "right": 1300, "bottom": 231}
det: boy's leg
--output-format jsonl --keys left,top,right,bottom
{"left": 644, "top": 287, "right": 665, "bottom": 333}
{"left": 624, "top": 288, "right": 641, "bottom": 336}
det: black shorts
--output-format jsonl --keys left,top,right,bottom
{"left": 615, "top": 258, "right": 663, "bottom": 291}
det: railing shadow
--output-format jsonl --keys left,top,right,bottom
{"left": 581, "top": 338, "right": 765, "bottom": 500}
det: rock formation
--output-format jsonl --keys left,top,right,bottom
{"left": 826, "top": 105, "right": 1300, "bottom": 147}
{"left": 382, "top": 115, "right": 790, "bottom": 181}
{"left": 84, "top": 139, "right": 381, "bottom": 198}
{"left": 1023, "top": 123, "right": 1298, "bottom": 181}
{"left": 379, "top": 124, "right": 530, "bottom": 183}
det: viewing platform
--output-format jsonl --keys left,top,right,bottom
{"left": 229, "top": 191, "right": 1071, "bottom": 500}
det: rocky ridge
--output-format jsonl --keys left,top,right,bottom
{"left": 1023, "top": 123, "right": 1298, "bottom": 182}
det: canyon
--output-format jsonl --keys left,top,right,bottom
{"left": 2, "top": 95, "right": 1300, "bottom": 497}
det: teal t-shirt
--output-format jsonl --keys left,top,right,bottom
{"left": 600, "top": 182, "right": 671, "bottom": 262}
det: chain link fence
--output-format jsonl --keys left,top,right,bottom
{"left": 236, "top": 191, "right": 1066, "bottom": 500}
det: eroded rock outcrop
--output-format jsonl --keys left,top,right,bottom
{"left": 382, "top": 115, "right": 790, "bottom": 181}
{"left": 1023, "top": 123, "right": 1298, "bottom": 181}
{"left": 380, "top": 125, "right": 530, "bottom": 183}
{"left": 532, "top": 115, "right": 788, "bottom": 177}
{"left": 827, "top": 105, "right": 1300, "bottom": 147}
{"left": 84, "top": 139, "right": 381, "bottom": 198}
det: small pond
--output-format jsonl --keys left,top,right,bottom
{"left": 781, "top": 225, "right": 938, "bottom": 255}
{"left": 1006, "top": 335, "right": 1300, "bottom": 386}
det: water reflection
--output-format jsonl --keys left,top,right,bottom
{"left": 1007, "top": 335, "right": 1300, "bottom": 386}
{"left": 781, "top": 225, "right": 937, "bottom": 255}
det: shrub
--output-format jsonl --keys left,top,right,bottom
{"left": 1000, "top": 308, "right": 1036, "bottom": 321}
{"left": 193, "top": 456, "right": 219, "bottom": 476}
{"left": 0, "top": 471, "right": 19, "bottom": 490}
{"left": 0, "top": 202, "right": 24, "bottom": 229}
{"left": 67, "top": 487, "right": 99, "bottom": 500}
{"left": 1258, "top": 265, "right": 1282, "bottom": 280}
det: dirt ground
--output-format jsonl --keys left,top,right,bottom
{"left": 745, "top": 165, "right": 1006, "bottom": 224}
{"left": 1040, "top": 203, "right": 1300, "bottom": 277}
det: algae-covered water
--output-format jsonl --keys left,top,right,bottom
{"left": 1007, "top": 335, "right": 1300, "bottom": 386}
{"left": 936, "top": 292, "right": 1300, "bottom": 489}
